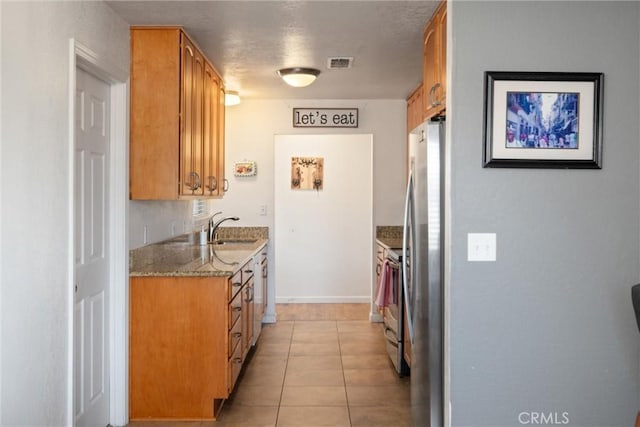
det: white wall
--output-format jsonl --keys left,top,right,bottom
{"left": 274, "top": 134, "right": 373, "bottom": 303}
{"left": 0, "top": 2, "right": 129, "bottom": 425}
{"left": 129, "top": 201, "right": 193, "bottom": 249}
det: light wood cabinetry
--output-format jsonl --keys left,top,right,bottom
{"left": 423, "top": 1, "right": 446, "bottom": 120}
{"left": 241, "top": 265, "right": 255, "bottom": 359}
{"left": 375, "top": 243, "right": 386, "bottom": 316}
{"left": 130, "top": 27, "right": 225, "bottom": 200}
{"left": 129, "top": 259, "right": 255, "bottom": 420}
{"left": 406, "top": 84, "right": 423, "bottom": 134}
{"left": 259, "top": 249, "right": 268, "bottom": 328}
{"left": 403, "top": 310, "right": 411, "bottom": 367}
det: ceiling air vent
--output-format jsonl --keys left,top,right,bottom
{"left": 327, "top": 57, "right": 354, "bottom": 69}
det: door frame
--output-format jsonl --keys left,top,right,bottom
{"left": 67, "top": 39, "right": 129, "bottom": 427}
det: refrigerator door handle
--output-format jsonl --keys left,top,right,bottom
{"left": 402, "top": 169, "right": 414, "bottom": 344}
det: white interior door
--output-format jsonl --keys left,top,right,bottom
{"left": 274, "top": 134, "right": 373, "bottom": 303}
{"left": 74, "top": 67, "right": 110, "bottom": 427}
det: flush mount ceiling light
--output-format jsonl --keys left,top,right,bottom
{"left": 225, "top": 90, "right": 241, "bottom": 106}
{"left": 277, "top": 67, "right": 321, "bottom": 88}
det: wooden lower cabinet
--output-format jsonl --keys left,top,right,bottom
{"left": 375, "top": 243, "right": 386, "bottom": 316}
{"left": 130, "top": 264, "right": 254, "bottom": 420}
{"left": 403, "top": 311, "right": 411, "bottom": 368}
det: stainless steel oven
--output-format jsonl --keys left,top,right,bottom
{"left": 383, "top": 249, "right": 409, "bottom": 376}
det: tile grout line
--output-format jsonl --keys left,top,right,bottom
{"left": 336, "top": 319, "right": 354, "bottom": 427}
{"left": 273, "top": 320, "right": 294, "bottom": 427}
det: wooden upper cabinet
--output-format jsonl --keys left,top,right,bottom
{"left": 423, "top": 1, "right": 446, "bottom": 120}
{"left": 218, "top": 85, "right": 227, "bottom": 194}
{"left": 406, "top": 84, "right": 423, "bottom": 134}
{"left": 130, "top": 27, "right": 225, "bottom": 200}
{"left": 203, "top": 62, "right": 223, "bottom": 196}
{"left": 180, "top": 36, "right": 206, "bottom": 196}
{"left": 437, "top": 3, "right": 447, "bottom": 107}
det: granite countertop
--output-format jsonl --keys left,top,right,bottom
{"left": 130, "top": 227, "right": 268, "bottom": 277}
{"left": 376, "top": 225, "right": 403, "bottom": 252}
{"left": 377, "top": 237, "right": 403, "bottom": 252}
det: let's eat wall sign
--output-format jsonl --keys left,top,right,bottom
{"left": 292, "top": 108, "right": 359, "bottom": 128}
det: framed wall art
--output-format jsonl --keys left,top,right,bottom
{"left": 483, "top": 71, "right": 604, "bottom": 168}
{"left": 233, "top": 160, "right": 257, "bottom": 177}
{"left": 291, "top": 157, "right": 324, "bottom": 190}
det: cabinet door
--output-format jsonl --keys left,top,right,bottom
{"left": 406, "top": 85, "right": 423, "bottom": 133}
{"left": 203, "top": 63, "right": 221, "bottom": 196}
{"left": 218, "top": 85, "right": 227, "bottom": 193}
{"left": 422, "top": 21, "right": 439, "bottom": 120}
{"left": 180, "top": 35, "right": 205, "bottom": 196}
{"left": 413, "top": 86, "right": 423, "bottom": 130}
{"left": 130, "top": 28, "right": 181, "bottom": 200}
{"left": 242, "top": 278, "right": 254, "bottom": 358}
{"left": 436, "top": 3, "right": 447, "bottom": 108}
{"left": 261, "top": 257, "right": 268, "bottom": 316}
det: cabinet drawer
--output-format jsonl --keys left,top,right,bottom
{"left": 228, "top": 314, "right": 242, "bottom": 358}
{"left": 228, "top": 340, "right": 243, "bottom": 392}
{"left": 229, "top": 290, "right": 242, "bottom": 327}
{"left": 229, "top": 269, "right": 243, "bottom": 300}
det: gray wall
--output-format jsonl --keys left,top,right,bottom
{"left": 449, "top": 2, "right": 640, "bottom": 426}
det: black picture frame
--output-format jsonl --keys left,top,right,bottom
{"left": 483, "top": 71, "right": 603, "bottom": 169}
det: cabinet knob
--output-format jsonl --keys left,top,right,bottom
{"left": 232, "top": 282, "right": 242, "bottom": 287}
{"left": 185, "top": 171, "right": 201, "bottom": 191}
{"left": 233, "top": 306, "right": 242, "bottom": 312}
{"left": 244, "top": 269, "right": 253, "bottom": 274}
{"left": 233, "top": 357, "right": 242, "bottom": 364}
{"left": 206, "top": 175, "right": 217, "bottom": 192}
{"left": 233, "top": 332, "right": 241, "bottom": 338}
{"left": 430, "top": 82, "right": 443, "bottom": 107}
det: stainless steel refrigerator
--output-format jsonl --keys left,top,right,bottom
{"left": 403, "top": 118, "right": 444, "bottom": 426}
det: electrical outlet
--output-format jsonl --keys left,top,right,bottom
{"left": 467, "top": 233, "right": 496, "bottom": 262}
{"left": 259, "top": 204, "right": 267, "bottom": 216}
{"left": 143, "top": 225, "right": 148, "bottom": 244}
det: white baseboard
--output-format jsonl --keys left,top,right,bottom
{"left": 275, "top": 296, "right": 371, "bottom": 304}
{"left": 262, "top": 313, "right": 277, "bottom": 323}
{"left": 369, "top": 312, "right": 383, "bottom": 323}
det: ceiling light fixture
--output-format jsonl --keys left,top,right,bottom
{"left": 225, "top": 90, "right": 241, "bottom": 106}
{"left": 277, "top": 67, "right": 321, "bottom": 88}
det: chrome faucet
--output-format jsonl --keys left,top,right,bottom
{"left": 209, "top": 214, "right": 240, "bottom": 243}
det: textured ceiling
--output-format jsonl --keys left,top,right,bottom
{"left": 105, "top": 0, "right": 439, "bottom": 100}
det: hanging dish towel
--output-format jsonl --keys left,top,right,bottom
{"left": 375, "top": 259, "right": 393, "bottom": 308}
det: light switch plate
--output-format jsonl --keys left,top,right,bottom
{"left": 467, "top": 233, "right": 496, "bottom": 262}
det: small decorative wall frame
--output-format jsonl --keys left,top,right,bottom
{"left": 233, "top": 160, "right": 257, "bottom": 177}
{"left": 291, "top": 157, "right": 324, "bottom": 190}
{"left": 483, "top": 71, "right": 604, "bottom": 169}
